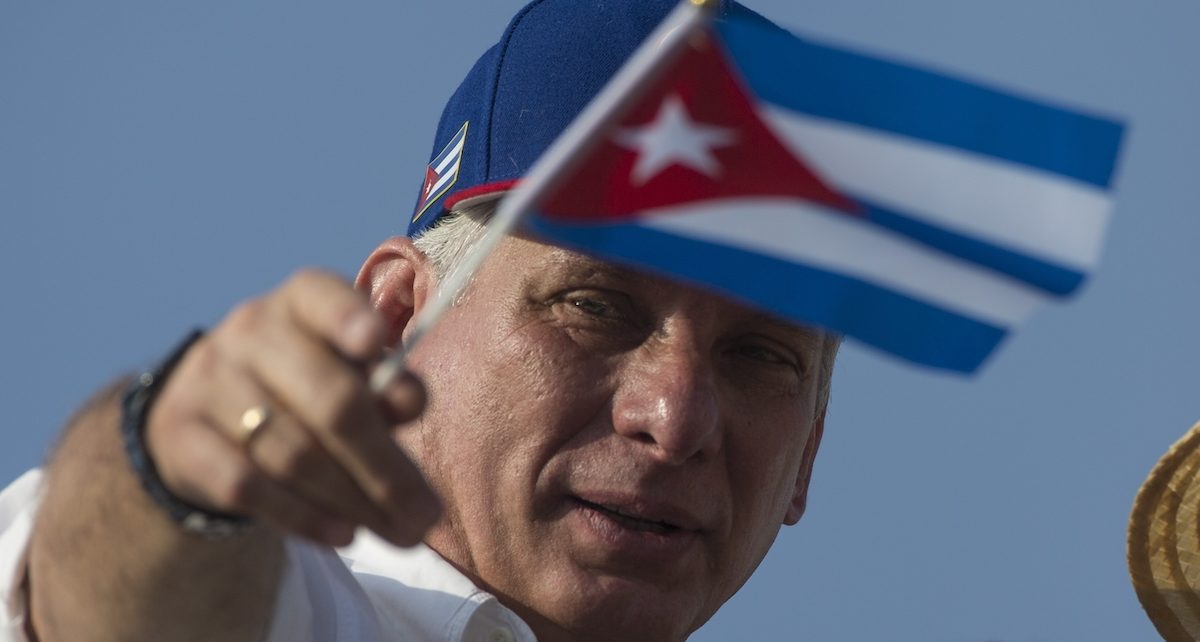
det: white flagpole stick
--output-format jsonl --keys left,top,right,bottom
{"left": 370, "top": 0, "right": 719, "bottom": 393}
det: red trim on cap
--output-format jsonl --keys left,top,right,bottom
{"left": 444, "top": 179, "right": 520, "bottom": 209}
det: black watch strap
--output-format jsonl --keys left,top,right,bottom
{"left": 121, "top": 329, "right": 253, "bottom": 537}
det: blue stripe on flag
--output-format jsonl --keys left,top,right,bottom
{"left": 529, "top": 217, "right": 1008, "bottom": 372}
{"left": 850, "top": 196, "right": 1088, "bottom": 296}
{"left": 716, "top": 13, "right": 1125, "bottom": 189}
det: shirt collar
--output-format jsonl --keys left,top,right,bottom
{"left": 339, "top": 531, "right": 537, "bottom": 642}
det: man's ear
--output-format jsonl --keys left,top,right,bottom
{"left": 783, "top": 413, "right": 825, "bottom": 525}
{"left": 355, "top": 236, "right": 437, "bottom": 347}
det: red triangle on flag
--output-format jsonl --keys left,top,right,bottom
{"left": 542, "top": 33, "right": 856, "bottom": 221}
{"left": 421, "top": 166, "right": 440, "bottom": 201}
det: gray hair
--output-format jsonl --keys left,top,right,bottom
{"left": 411, "top": 201, "right": 495, "bottom": 284}
{"left": 411, "top": 200, "right": 838, "bottom": 414}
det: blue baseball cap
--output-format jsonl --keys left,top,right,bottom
{"left": 406, "top": 0, "right": 776, "bottom": 237}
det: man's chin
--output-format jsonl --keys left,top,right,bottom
{"left": 534, "top": 572, "right": 711, "bottom": 642}
{"left": 513, "top": 499, "right": 723, "bottom": 638}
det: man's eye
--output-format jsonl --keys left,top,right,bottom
{"left": 736, "top": 344, "right": 790, "bottom": 365}
{"left": 571, "top": 297, "right": 613, "bottom": 318}
{"left": 731, "top": 340, "right": 806, "bottom": 376}
{"left": 559, "top": 288, "right": 639, "bottom": 322}
{"left": 555, "top": 290, "right": 647, "bottom": 339}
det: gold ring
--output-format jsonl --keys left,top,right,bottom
{"left": 238, "top": 405, "right": 272, "bottom": 446}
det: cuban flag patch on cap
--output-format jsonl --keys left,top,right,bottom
{"left": 413, "top": 121, "right": 469, "bottom": 223}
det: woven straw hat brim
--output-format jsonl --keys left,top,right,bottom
{"left": 1129, "top": 421, "right": 1200, "bottom": 641}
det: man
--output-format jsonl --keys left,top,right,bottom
{"left": 0, "top": 1, "right": 836, "bottom": 640}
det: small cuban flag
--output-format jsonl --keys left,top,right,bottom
{"left": 525, "top": 4, "right": 1125, "bottom": 373}
{"left": 414, "top": 122, "right": 469, "bottom": 224}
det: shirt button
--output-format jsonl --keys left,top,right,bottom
{"left": 489, "top": 628, "right": 515, "bottom": 642}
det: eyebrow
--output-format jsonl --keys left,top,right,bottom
{"left": 743, "top": 310, "right": 826, "bottom": 348}
{"left": 543, "top": 251, "right": 655, "bottom": 287}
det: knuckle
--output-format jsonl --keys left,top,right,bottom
{"left": 223, "top": 298, "right": 268, "bottom": 334}
{"left": 287, "top": 267, "right": 334, "bottom": 292}
{"left": 179, "top": 337, "right": 221, "bottom": 378}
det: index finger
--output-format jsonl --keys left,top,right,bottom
{"left": 278, "top": 269, "right": 386, "bottom": 362}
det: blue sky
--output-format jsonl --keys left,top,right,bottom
{"left": 2, "top": 2, "right": 1197, "bottom": 640}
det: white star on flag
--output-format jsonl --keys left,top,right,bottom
{"left": 614, "top": 94, "right": 738, "bottom": 185}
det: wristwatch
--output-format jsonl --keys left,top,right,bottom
{"left": 120, "top": 329, "right": 253, "bottom": 536}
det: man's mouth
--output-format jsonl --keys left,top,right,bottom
{"left": 573, "top": 497, "right": 682, "bottom": 535}
{"left": 564, "top": 492, "right": 706, "bottom": 566}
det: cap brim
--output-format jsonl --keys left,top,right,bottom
{"left": 1128, "top": 420, "right": 1200, "bottom": 641}
{"left": 444, "top": 180, "right": 518, "bottom": 213}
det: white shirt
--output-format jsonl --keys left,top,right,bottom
{"left": 0, "top": 469, "right": 537, "bottom": 642}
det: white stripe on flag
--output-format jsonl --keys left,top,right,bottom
{"left": 759, "top": 106, "right": 1113, "bottom": 271}
{"left": 429, "top": 137, "right": 467, "bottom": 195}
{"left": 640, "top": 198, "right": 1049, "bottom": 328}
{"left": 434, "top": 136, "right": 466, "bottom": 175}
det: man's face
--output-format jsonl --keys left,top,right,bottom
{"left": 401, "top": 234, "right": 827, "bottom": 642}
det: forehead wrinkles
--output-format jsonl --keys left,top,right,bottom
{"left": 529, "top": 243, "right": 652, "bottom": 286}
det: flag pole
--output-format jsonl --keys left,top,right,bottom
{"left": 370, "top": 0, "right": 719, "bottom": 393}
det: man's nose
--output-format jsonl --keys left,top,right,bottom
{"left": 611, "top": 341, "right": 722, "bottom": 466}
